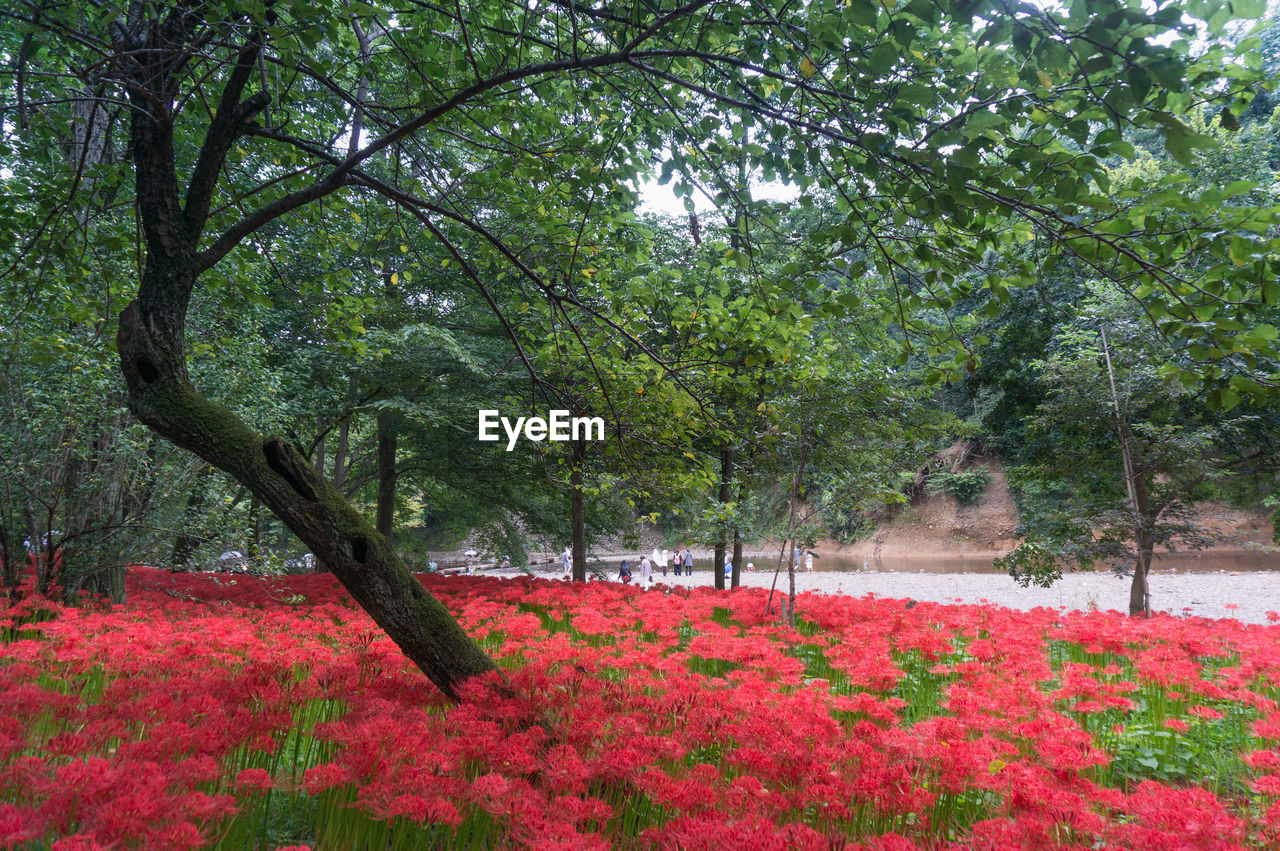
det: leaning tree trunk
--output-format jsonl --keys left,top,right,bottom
{"left": 113, "top": 19, "right": 494, "bottom": 701}
{"left": 1102, "top": 327, "right": 1153, "bottom": 618}
{"left": 119, "top": 297, "right": 495, "bottom": 698}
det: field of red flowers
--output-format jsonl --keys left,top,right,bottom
{"left": 2, "top": 568, "right": 1280, "bottom": 850}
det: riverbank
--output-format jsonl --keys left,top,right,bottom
{"left": 481, "top": 564, "right": 1280, "bottom": 625}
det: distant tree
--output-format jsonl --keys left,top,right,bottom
{"left": 997, "top": 299, "right": 1280, "bottom": 615}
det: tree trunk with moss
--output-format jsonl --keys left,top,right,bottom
{"left": 113, "top": 17, "right": 494, "bottom": 701}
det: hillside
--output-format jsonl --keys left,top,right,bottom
{"left": 833, "top": 455, "right": 1275, "bottom": 563}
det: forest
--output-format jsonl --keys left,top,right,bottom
{"left": 3, "top": 0, "right": 1280, "bottom": 847}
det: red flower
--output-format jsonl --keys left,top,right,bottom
{"left": 233, "top": 768, "right": 272, "bottom": 794}
{"left": 303, "top": 763, "right": 353, "bottom": 795}
{"left": 0, "top": 803, "right": 41, "bottom": 847}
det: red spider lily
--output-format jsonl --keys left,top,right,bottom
{"left": 1108, "top": 781, "right": 1247, "bottom": 849}
{"left": 0, "top": 803, "right": 41, "bottom": 846}
{"left": 3, "top": 567, "right": 1279, "bottom": 848}
{"left": 233, "top": 768, "right": 272, "bottom": 794}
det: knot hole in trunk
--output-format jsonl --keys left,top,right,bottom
{"left": 136, "top": 358, "right": 160, "bottom": 383}
{"left": 117, "top": 303, "right": 161, "bottom": 385}
{"left": 263, "top": 437, "right": 318, "bottom": 502}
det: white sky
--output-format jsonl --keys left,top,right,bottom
{"left": 636, "top": 177, "right": 801, "bottom": 217}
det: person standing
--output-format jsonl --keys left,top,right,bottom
{"left": 640, "top": 554, "right": 653, "bottom": 585}
{"left": 683, "top": 547, "right": 694, "bottom": 576}
{"left": 659, "top": 548, "right": 670, "bottom": 577}
{"left": 672, "top": 547, "right": 682, "bottom": 577}
{"left": 562, "top": 546, "right": 572, "bottom": 575}
{"left": 805, "top": 551, "right": 814, "bottom": 572}
{"left": 723, "top": 552, "right": 732, "bottom": 584}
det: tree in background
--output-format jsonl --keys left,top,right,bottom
{"left": 996, "top": 295, "right": 1280, "bottom": 614}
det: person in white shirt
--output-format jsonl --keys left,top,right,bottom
{"left": 640, "top": 555, "right": 653, "bottom": 584}
{"left": 805, "top": 551, "right": 814, "bottom": 572}
{"left": 659, "top": 548, "right": 670, "bottom": 576}
{"left": 562, "top": 546, "right": 572, "bottom": 574}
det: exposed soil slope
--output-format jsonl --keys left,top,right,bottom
{"left": 833, "top": 454, "right": 1274, "bottom": 561}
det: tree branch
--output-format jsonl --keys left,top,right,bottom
{"left": 183, "top": 34, "right": 266, "bottom": 239}
{"left": 192, "top": 7, "right": 720, "bottom": 271}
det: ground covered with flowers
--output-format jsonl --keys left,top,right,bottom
{"left": 2, "top": 569, "right": 1280, "bottom": 849}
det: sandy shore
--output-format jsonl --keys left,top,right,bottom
{"left": 486, "top": 566, "right": 1280, "bottom": 625}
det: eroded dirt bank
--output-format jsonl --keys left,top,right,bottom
{"left": 830, "top": 454, "right": 1274, "bottom": 563}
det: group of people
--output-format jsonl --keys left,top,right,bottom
{"left": 665, "top": 547, "right": 694, "bottom": 577}
{"left": 617, "top": 547, "right": 690, "bottom": 584}
{"left": 561, "top": 543, "right": 814, "bottom": 584}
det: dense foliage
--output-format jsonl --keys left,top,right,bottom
{"left": 2, "top": 0, "right": 1279, "bottom": 590}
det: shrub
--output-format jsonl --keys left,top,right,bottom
{"left": 925, "top": 465, "right": 991, "bottom": 505}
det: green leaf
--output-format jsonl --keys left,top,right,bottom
{"left": 1230, "top": 0, "right": 1266, "bottom": 18}
{"left": 1128, "top": 66, "right": 1151, "bottom": 103}
{"left": 1213, "top": 388, "right": 1241, "bottom": 411}
{"left": 1164, "top": 132, "right": 1194, "bottom": 167}
{"left": 836, "top": 292, "right": 860, "bottom": 310}
{"left": 846, "top": 0, "right": 878, "bottom": 28}
{"left": 963, "top": 110, "right": 1004, "bottom": 138}
{"left": 1229, "top": 375, "right": 1267, "bottom": 398}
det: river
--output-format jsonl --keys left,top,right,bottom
{"left": 593, "top": 550, "right": 1280, "bottom": 575}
